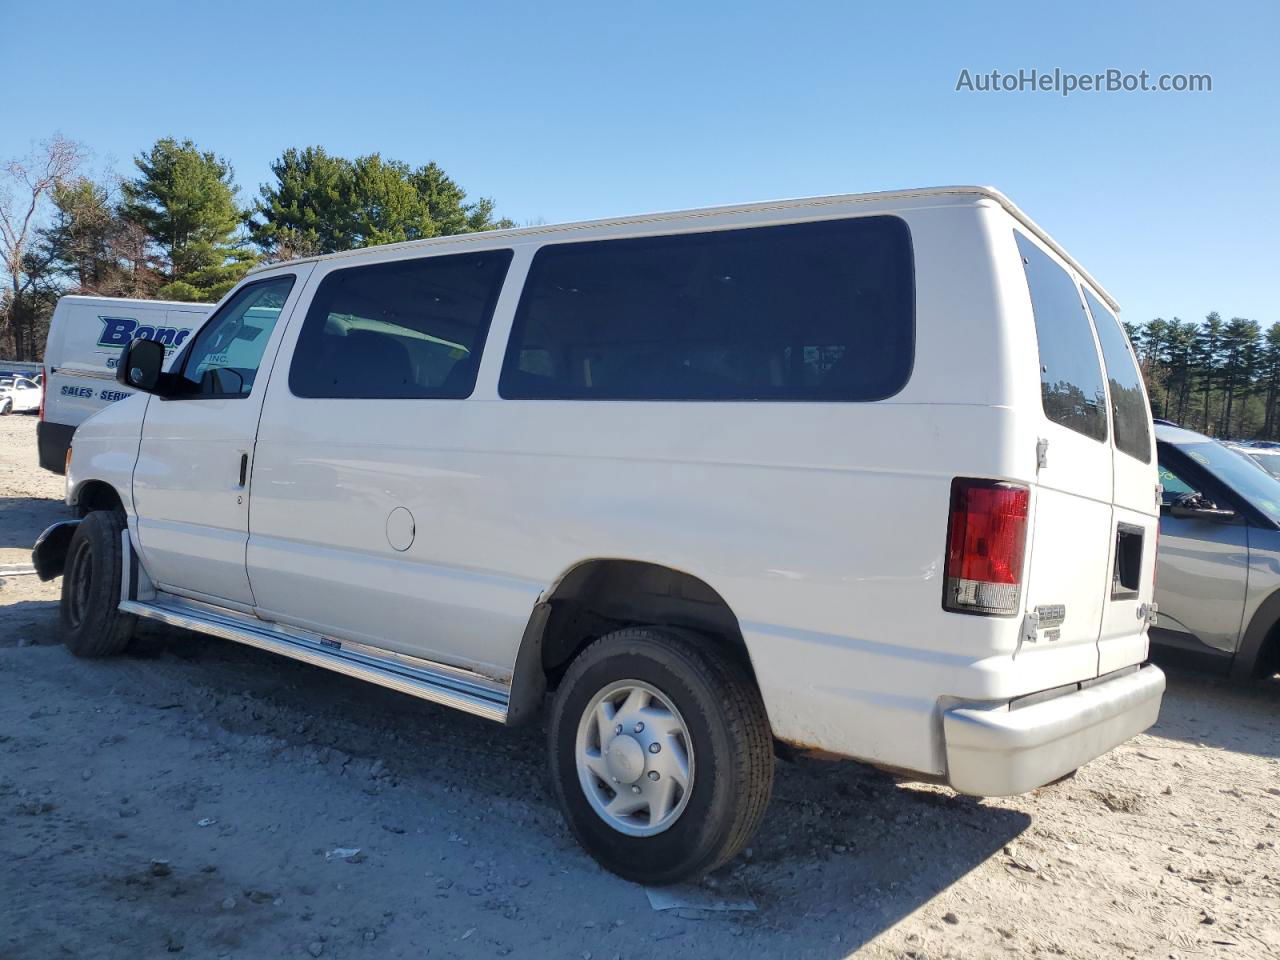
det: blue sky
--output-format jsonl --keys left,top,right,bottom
{"left": 5, "top": 0, "right": 1276, "bottom": 327}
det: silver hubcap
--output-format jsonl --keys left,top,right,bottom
{"left": 575, "top": 680, "right": 694, "bottom": 837}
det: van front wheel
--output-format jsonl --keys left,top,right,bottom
{"left": 547, "top": 626, "right": 773, "bottom": 885}
{"left": 60, "top": 510, "right": 136, "bottom": 658}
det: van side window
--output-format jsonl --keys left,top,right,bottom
{"left": 1016, "top": 233, "right": 1107, "bottom": 442}
{"left": 289, "top": 250, "right": 513, "bottom": 399}
{"left": 499, "top": 217, "right": 914, "bottom": 401}
{"left": 175, "top": 275, "right": 296, "bottom": 398}
{"left": 1085, "top": 289, "right": 1151, "bottom": 463}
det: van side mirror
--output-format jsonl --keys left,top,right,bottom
{"left": 1168, "top": 504, "right": 1236, "bottom": 521}
{"left": 1165, "top": 493, "right": 1236, "bottom": 521}
{"left": 116, "top": 338, "right": 166, "bottom": 393}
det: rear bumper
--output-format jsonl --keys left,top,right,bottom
{"left": 943, "top": 664, "right": 1165, "bottom": 796}
{"left": 37, "top": 420, "right": 75, "bottom": 473}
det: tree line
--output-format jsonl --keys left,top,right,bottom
{"left": 6, "top": 137, "right": 1271, "bottom": 431}
{"left": 1125, "top": 314, "right": 1280, "bottom": 440}
{"left": 0, "top": 135, "right": 514, "bottom": 360}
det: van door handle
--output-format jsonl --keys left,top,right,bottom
{"left": 238, "top": 453, "right": 248, "bottom": 487}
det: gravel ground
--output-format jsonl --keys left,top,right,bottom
{"left": 1, "top": 413, "right": 1278, "bottom": 960}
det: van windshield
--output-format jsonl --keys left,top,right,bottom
{"left": 1180, "top": 440, "right": 1280, "bottom": 524}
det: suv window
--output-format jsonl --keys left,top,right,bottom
{"left": 1157, "top": 458, "right": 1199, "bottom": 504}
{"left": 499, "top": 217, "right": 914, "bottom": 401}
{"left": 176, "top": 276, "right": 296, "bottom": 398}
{"left": 1085, "top": 289, "right": 1151, "bottom": 462}
{"left": 290, "top": 250, "right": 513, "bottom": 399}
{"left": 1016, "top": 233, "right": 1107, "bottom": 442}
{"left": 1165, "top": 439, "right": 1280, "bottom": 525}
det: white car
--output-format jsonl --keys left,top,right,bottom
{"left": 34, "top": 186, "right": 1166, "bottom": 884}
{"left": 0, "top": 375, "right": 43, "bottom": 415}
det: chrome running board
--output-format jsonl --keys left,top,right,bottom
{"left": 119, "top": 594, "right": 510, "bottom": 723}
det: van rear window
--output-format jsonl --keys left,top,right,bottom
{"left": 1085, "top": 290, "right": 1151, "bottom": 463}
{"left": 499, "top": 216, "right": 914, "bottom": 401}
{"left": 1016, "top": 233, "right": 1107, "bottom": 442}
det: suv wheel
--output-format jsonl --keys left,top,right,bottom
{"left": 0, "top": 398, "right": 11, "bottom": 416}
{"left": 60, "top": 510, "right": 137, "bottom": 658}
{"left": 548, "top": 626, "right": 773, "bottom": 885}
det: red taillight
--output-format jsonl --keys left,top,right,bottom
{"left": 38, "top": 366, "right": 46, "bottom": 420}
{"left": 943, "top": 478, "right": 1030, "bottom": 616}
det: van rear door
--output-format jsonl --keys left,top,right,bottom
{"left": 1014, "top": 233, "right": 1113, "bottom": 682}
{"left": 1085, "top": 290, "right": 1158, "bottom": 673}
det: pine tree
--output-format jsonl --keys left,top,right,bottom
{"left": 1138, "top": 318, "right": 1169, "bottom": 376}
{"left": 410, "top": 161, "right": 514, "bottom": 235}
{"left": 41, "top": 177, "right": 115, "bottom": 290}
{"left": 1218, "top": 318, "right": 1262, "bottom": 437}
{"left": 347, "top": 154, "right": 436, "bottom": 247}
{"left": 252, "top": 147, "right": 514, "bottom": 257}
{"left": 1195, "top": 313, "right": 1225, "bottom": 433}
{"left": 121, "top": 138, "right": 256, "bottom": 302}
{"left": 1165, "top": 319, "right": 1198, "bottom": 424}
{"left": 250, "top": 146, "right": 353, "bottom": 258}
{"left": 1260, "top": 326, "right": 1280, "bottom": 438}
{"left": 39, "top": 176, "right": 161, "bottom": 296}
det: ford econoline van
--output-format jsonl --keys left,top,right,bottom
{"left": 34, "top": 187, "right": 1166, "bottom": 884}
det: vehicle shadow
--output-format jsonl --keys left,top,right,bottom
{"left": 0, "top": 496, "right": 70, "bottom": 560}
{"left": 109, "top": 627, "right": 1030, "bottom": 954}
{"left": 0, "top": 597, "right": 60, "bottom": 645}
{"left": 1147, "top": 664, "right": 1279, "bottom": 759}
{"left": 739, "top": 757, "right": 1029, "bottom": 949}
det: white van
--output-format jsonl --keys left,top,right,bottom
{"left": 37, "top": 295, "right": 211, "bottom": 472}
{"left": 34, "top": 187, "right": 1166, "bottom": 884}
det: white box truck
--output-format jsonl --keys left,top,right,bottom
{"left": 38, "top": 295, "right": 212, "bottom": 472}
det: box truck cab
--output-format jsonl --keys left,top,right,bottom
{"left": 37, "top": 296, "right": 211, "bottom": 472}
{"left": 35, "top": 186, "right": 1165, "bottom": 884}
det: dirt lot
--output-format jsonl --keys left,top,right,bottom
{"left": 1, "top": 414, "right": 1277, "bottom": 960}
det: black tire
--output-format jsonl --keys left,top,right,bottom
{"left": 0, "top": 399, "right": 11, "bottom": 416}
{"left": 548, "top": 626, "right": 773, "bottom": 885}
{"left": 60, "top": 510, "right": 136, "bottom": 658}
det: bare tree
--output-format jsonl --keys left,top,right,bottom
{"left": 0, "top": 135, "right": 84, "bottom": 358}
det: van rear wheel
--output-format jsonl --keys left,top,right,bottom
{"left": 1, "top": 398, "right": 11, "bottom": 416}
{"left": 547, "top": 626, "right": 773, "bottom": 885}
{"left": 60, "top": 510, "right": 136, "bottom": 658}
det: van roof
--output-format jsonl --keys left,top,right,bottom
{"left": 56, "top": 295, "right": 211, "bottom": 309}
{"left": 247, "top": 185, "right": 1120, "bottom": 312}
